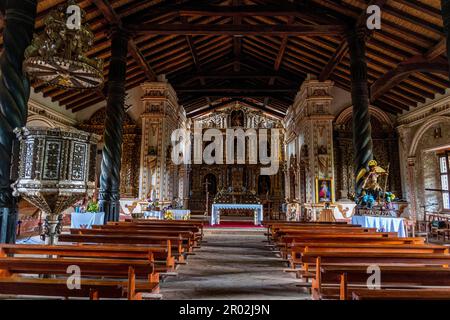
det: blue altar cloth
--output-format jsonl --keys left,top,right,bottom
{"left": 211, "top": 204, "right": 263, "bottom": 225}
{"left": 351, "top": 215, "right": 407, "bottom": 237}
{"left": 71, "top": 212, "right": 105, "bottom": 229}
{"left": 143, "top": 211, "right": 163, "bottom": 219}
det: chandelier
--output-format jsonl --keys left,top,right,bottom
{"left": 24, "top": 0, "right": 104, "bottom": 89}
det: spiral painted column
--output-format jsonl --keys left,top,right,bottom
{"left": 442, "top": 0, "right": 450, "bottom": 77}
{"left": 98, "top": 28, "right": 129, "bottom": 223}
{"left": 0, "top": 0, "right": 37, "bottom": 243}
{"left": 347, "top": 28, "right": 374, "bottom": 196}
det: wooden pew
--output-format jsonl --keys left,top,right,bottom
{"left": 300, "top": 252, "right": 450, "bottom": 275}
{"left": 312, "top": 264, "right": 450, "bottom": 300}
{"left": 0, "top": 243, "right": 170, "bottom": 276}
{"left": 92, "top": 225, "right": 202, "bottom": 246}
{"left": 265, "top": 223, "right": 362, "bottom": 242}
{"left": 0, "top": 256, "right": 158, "bottom": 300}
{"left": 70, "top": 228, "right": 197, "bottom": 250}
{"left": 302, "top": 251, "right": 450, "bottom": 266}
{"left": 351, "top": 288, "right": 450, "bottom": 300}
{"left": 102, "top": 223, "right": 202, "bottom": 242}
{"left": 116, "top": 220, "right": 204, "bottom": 238}
{"left": 289, "top": 243, "right": 448, "bottom": 269}
{"left": 276, "top": 234, "right": 420, "bottom": 259}
{"left": 57, "top": 234, "right": 177, "bottom": 269}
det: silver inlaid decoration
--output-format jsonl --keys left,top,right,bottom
{"left": 12, "top": 127, "right": 99, "bottom": 244}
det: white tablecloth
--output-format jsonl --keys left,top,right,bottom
{"left": 351, "top": 215, "right": 407, "bottom": 237}
{"left": 71, "top": 212, "right": 105, "bottom": 229}
{"left": 211, "top": 204, "right": 263, "bottom": 225}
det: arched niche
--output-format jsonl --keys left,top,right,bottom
{"left": 333, "top": 105, "right": 401, "bottom": 199}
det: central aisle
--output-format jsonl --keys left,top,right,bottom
{"left": 160, "top": 228, "right": 308, "bottom": 300}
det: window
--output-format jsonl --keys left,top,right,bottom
{"left": 439, "top": 152, "right": 450, "bottom": 210}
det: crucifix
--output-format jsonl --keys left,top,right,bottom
{"left": 203, "top": 178, "right": 211, "bottom": 216}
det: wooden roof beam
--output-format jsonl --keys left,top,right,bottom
{"left": 370, "top": 56, "right": 448, "bottom": 102}
{"left": 125, "top": 23, "right": 347, "bottom": 36}
{"left": 369, "top": 35, "right": 450, "bottom": 103}
{"left": 319, "top": 0, "right": 388, "bottom": 82}
{"left": 175, "top": 86, "right": 297, "bottom": 94}
{"left": 91, "top": 0, "right": 157, "bottom": 81}
{"left": 264, "top": 15, "right": 293, "bottom": 109}
{"left": 233, "top": 0, "right": 242, "bottom": 72}
{"left": 187, "top": 98, "right": 286, "bottom": 118}
{"left": 131, "top": 2, "right": 347, "bottom": 25}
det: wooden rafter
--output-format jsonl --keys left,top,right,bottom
{"left": 319, "top": 0, "right": 388, "bottom": 82}
{"left": 370, "top": 54, "right": 449, "bottom": 103}
{"left": 91, "top": 0, "right": 156, "bottom": 82}
{"left": 2, "top": 0, "right": 444, "bottom": 115}
{"left": 125, "top": 23, "right": 348, "bottom": 36}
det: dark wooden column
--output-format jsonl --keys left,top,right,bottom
{"left": 347, "top": 28, "right": 374, "bottom": 196}
{"left": 98, "top": 27, "right": 129, "bottom": 223}
{"left": 442, "top": 0, "right": 450, "bottom": 76}
{"left": 0, "top": 0, "right": 37, "bottom": 243}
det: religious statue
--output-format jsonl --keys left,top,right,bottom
{"left": 356, "top": 160, "right": 389, "bottom": 207}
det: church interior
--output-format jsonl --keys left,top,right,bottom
{"left": 1, "top": 0, "right": 450, "bottom": 301}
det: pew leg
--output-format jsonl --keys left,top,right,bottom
{"left": 127, "top": 266, "right": 136, "bottom": 300}
{"left": 89, "top": 290, "right": 99, "bottom": 300}
{"left": 339, "top": 273, "right": 348, "bottom": 300}
{"left": 149, "top": 272, "right": 160, "bottom": 283}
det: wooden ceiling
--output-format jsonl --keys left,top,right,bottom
{"left": 1, "top": 0, "right": 448, "bottom": 118}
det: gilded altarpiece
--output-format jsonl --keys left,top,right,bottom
{"left": 188, "top": 104, "right": 285, "bottom": 218}
{"left": 78, "top": 108, "right": 140, "bottom": 198}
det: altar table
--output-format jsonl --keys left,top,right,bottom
{"left": 71, "top": 212, "right": 105, "bottom": 229}
{"left": 211, "top": 204, "right": 263, "bottom": 226}
{"left": 351, "top": 215, "right": 407, "bottom": 237}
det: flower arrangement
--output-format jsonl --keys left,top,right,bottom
{"left": 86, "top": 201, "right": 99, "bottom": 213}
{"left": 384, "top": 192, "right": 396, "bottom": 203}
{"left": 164, "top": 210, "right": 174, "bottom": 220}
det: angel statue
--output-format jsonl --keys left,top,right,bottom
{"left": 356, "top": 160, "right": 388, "bottom": 204}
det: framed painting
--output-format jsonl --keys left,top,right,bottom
{"left": 315, "top": 178, "right": 334, "bottom": 203}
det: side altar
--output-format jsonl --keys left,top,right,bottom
{"left": 352, "top": 160, "right": 410, "bottom": 237}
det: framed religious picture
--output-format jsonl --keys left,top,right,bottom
{"left": 315, "top": 178, "right": 335, "bottom": 203}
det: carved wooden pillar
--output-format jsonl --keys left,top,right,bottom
{"left": 99, "top": 28, "right": 129, "bottom": 223}
{"left": 442, "top": 0, "right": 450, "bottom": 77}
{"left": 0, "top": 0, "right": 37, "bottom": 243}
{"left": 120, "top": 134, "right": 137, "bottom": 198}
{"left": 347, "top": 28, "right": 374, "bottom": 196}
